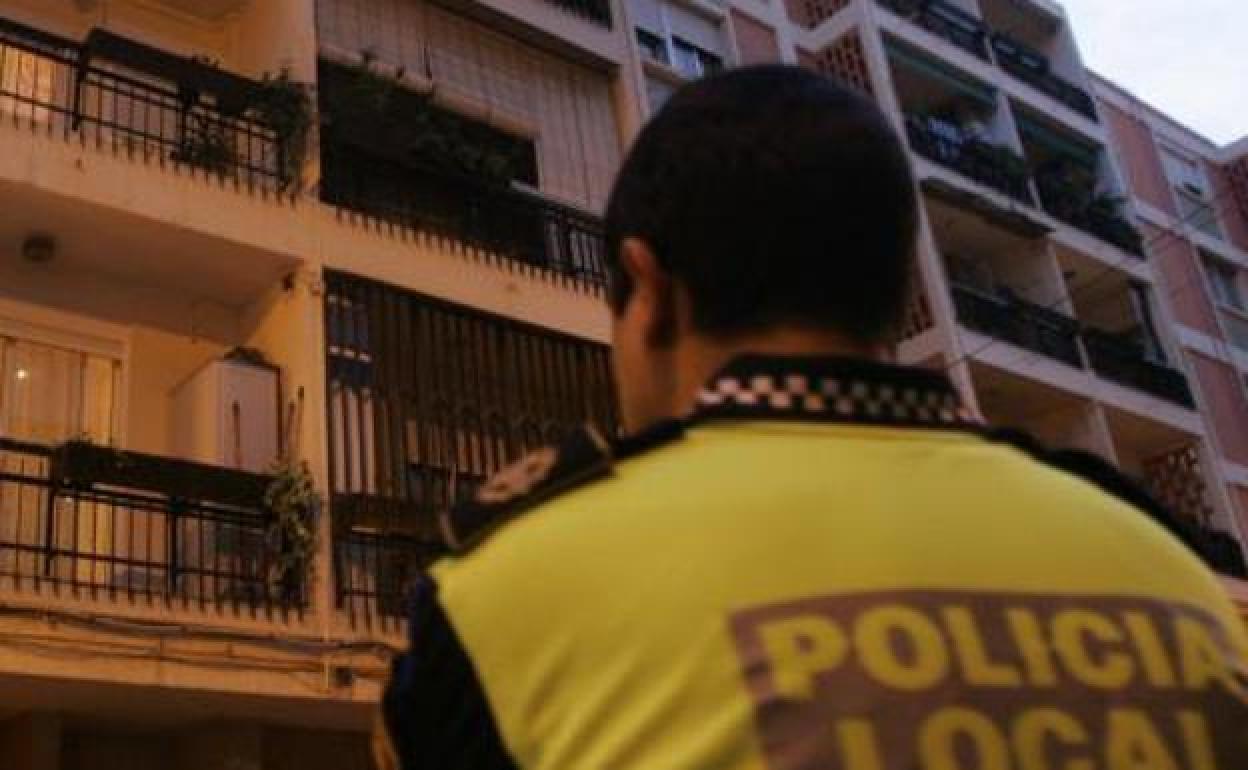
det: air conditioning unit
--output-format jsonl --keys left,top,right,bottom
{"left": 171, "top": 352, "right": 279, "bottom": 473}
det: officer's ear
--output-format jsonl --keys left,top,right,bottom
{"left": 619, "top": 237, "right": 677, "bottom": 348}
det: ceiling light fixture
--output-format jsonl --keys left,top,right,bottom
{"left": 21, "top": 234, "right": 56, "bottom": 264}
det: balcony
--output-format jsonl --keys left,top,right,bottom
{"left": 321, "top": 152, "right": 608, "bottom": 288}
{"left": 336, "top": 530, "right": 439, "bottom": 626}
{"left": 990, "top": 34, "right": 1097, "bottom": 121}
{"left": 952, "top": 284, "right": 1082, "bottom": 368}
{"left": 0, "top": 438, "right": 303, "bottom": 611}
{"left": 317, "top": 60, "right": 608, "bottom": 288}
{"left": 906, "top": 115, "right": 1034, "bottom": 203}
{"left": 1082, "top": 328, "right": 1195, "bottom": 407}
{"left": 0, "top": 19, "right": 300, "bottom": 192}
{"left": 544, "top": 0, "right": 613, "bottom": 27}
{"left": 1033, "top": 166, "right": 1145, "bottom": 257}
{"left": 877, "top": 0, "right": 991, "bottom": 61}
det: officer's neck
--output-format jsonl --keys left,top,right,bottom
{"left": 672, "top": 327, "right": 890, "bottom": 417}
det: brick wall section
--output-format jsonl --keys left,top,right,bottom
{"left": 1099, "top": 98, "right": 1177, "bottom": 217}
{"left": 1145, "top": 223, "right": 1222, "bottom": 337}
{"left": 813, "top": 33, "right": 875, "bottom": 96}
{"left": 1228, "top": 156, "right": 1248, "bottom": 229}
{"left": 1235, "top": 485, "right": 1248, "bottom": 551}
{"left": 1208, "top": 158, "right": 1248, "bottom": 252}
{"left": 783, "top": 0, "right": 852, "bottom": 28}
{"left": 729, "top": 9, "right": 781, "bottom": 65}
{"left": 1189, "top": 352, "right": 1248, "bottom": 466}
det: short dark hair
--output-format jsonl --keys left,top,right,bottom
{"left": 604, "top": 65, "right": 918, "bottom": 342}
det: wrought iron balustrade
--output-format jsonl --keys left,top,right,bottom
{"left": 990, "top": 33, "right": 1098, "bottom": 121}
{"left": 952, "top": 284, "right": 1082, "bottom": 367}
{"left": 906, "top": 116, "right": 1034, "bottom": 204}
{"left": 877, "top": 0, "right": 991, "bottom": 60}
{"left": 320, "top": 141, "right": 608, "bottom": 289}
{"left": 0, "top": 16, "right": 287, "bottom": 189}
{"left": 1082, "top": 328, "right": 1195, "bottom": 407}
{"left": 0, "top": 438, "right": 299, "bottom": 609}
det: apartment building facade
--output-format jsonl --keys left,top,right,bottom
{"left": 0, "top": 0, "right": 1242, "bottom": 767}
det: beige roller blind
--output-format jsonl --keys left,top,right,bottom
{"left": 316, "top": 0, "right": 621, "bottom": 209}
{"left": 666, "top": 2, "right": 724, "bottom": 54}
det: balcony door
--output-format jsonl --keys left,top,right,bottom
{"left": 0, "top": 331, "right": 124, "bottom": 584}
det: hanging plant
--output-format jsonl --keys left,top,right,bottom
{"left": 263, "top": 459, "right": 319, "bottom": 602}
{"left": 327, "top": 50, "right": 406, "bottom": 126}
{"left": 251, "top": 67, "right": 313, "bottom": 192}
{"left": 172, "top": 118, "right": 237, "bottom": 175}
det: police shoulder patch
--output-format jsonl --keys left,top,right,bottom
{"left": 439, "top": 426, "right": 614, "bottom": 554}
{"left": 438, "top": 420, "right": 687, "bottom": 554}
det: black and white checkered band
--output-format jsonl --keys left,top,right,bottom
{"left": 693, "top": 356, "right": 981, "bottom": 429}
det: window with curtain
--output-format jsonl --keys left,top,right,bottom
{"left": 0, "top": 336, "right": 121, "bottom": 445}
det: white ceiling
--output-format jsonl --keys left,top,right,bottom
{"left": 0, "top": 176, "right": 297, "bottom": 310}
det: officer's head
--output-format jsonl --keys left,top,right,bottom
{"left": 604, "top": 65, "right": 918, "bottom": 432}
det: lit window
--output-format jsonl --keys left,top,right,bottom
{"left": 0, "top": 43, "right": 55, "bottom": 123}
{"left": 0, "top": 336, "right": 121, "bottom": 444}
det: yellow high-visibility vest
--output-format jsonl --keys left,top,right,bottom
{"left": 424, "top": 356, "right": 1248, "bottom": 769}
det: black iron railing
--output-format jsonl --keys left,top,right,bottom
{"left": 990, "top": 34, "right": 1097, "bottom": 121}
{"left": 0, "top": 16, "right": 286, "bottom": 189}
{"left": 544, "top": 0, "right": 613, "bottom": 27}
{"left": 1034, "top": 176, "right": 1146, "bottom": 257}
{"left": 906, "top": 116, "right": 1034, "bottom": 203}
{"left": 877, "top": 0, "right": 990, "bottom": 60}
{"left": 335, "top": 529, "right": 442, "bottom": 627}
{"left": 952, "top": 284, "right": 1083, "bottom": 367}
{"left": 321, "top": 143, "right": 609, "bottom": 289}
{"left": 0, "top": 438, "right": 301, "bottom": 609}
{"left": 1082, "top": 329, "right": 1195, "bottom": 407}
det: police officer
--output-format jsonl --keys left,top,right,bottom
{"left": 377, "top": 66, "right": 1248, "bottom": 769}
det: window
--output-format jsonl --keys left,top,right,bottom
{"left": 1160, "top": 146, "right": 1206, "bottom": 194}
{"left": 1177, "top": 188, "right": 1223, "bottom": 239}
{"left": 630, "top": 0, "right": 727, "bottom": 88}
{"left": 0, "top": 42, "right": 56, "bottom": 122}
{"left": 1161, "top": 145, "right": 1223, "bottom": 239}
{"left": 0, "top": 336, "right": 121, "bottom": 445}
{"left": 636, "top": 28, "right": 669, "bottom": 65}
{"left": 671, "top": 37, "right": 723, "bottom": 79}
{"left": 1204, "top": 255, "right": 1246, "bottom": 312}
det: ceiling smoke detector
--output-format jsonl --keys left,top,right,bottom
{"left": 21, "top": 234, "right": 56, "bottom": 264}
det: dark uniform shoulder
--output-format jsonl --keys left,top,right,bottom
{"left": 439, "top": 421, "right": 685, "bottom": 554}
{"left": 985, "top": 427, "right": 1204, "bottom": 553}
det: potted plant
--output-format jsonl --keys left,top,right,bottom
{"left": 171, "top": 118, "right": 237, "bottom": 175}
{"left": 249, "top": 67, "right": 313, "bottom": 191}
{"left": 263, "top": 459, "right": 319, "bottom": 603}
